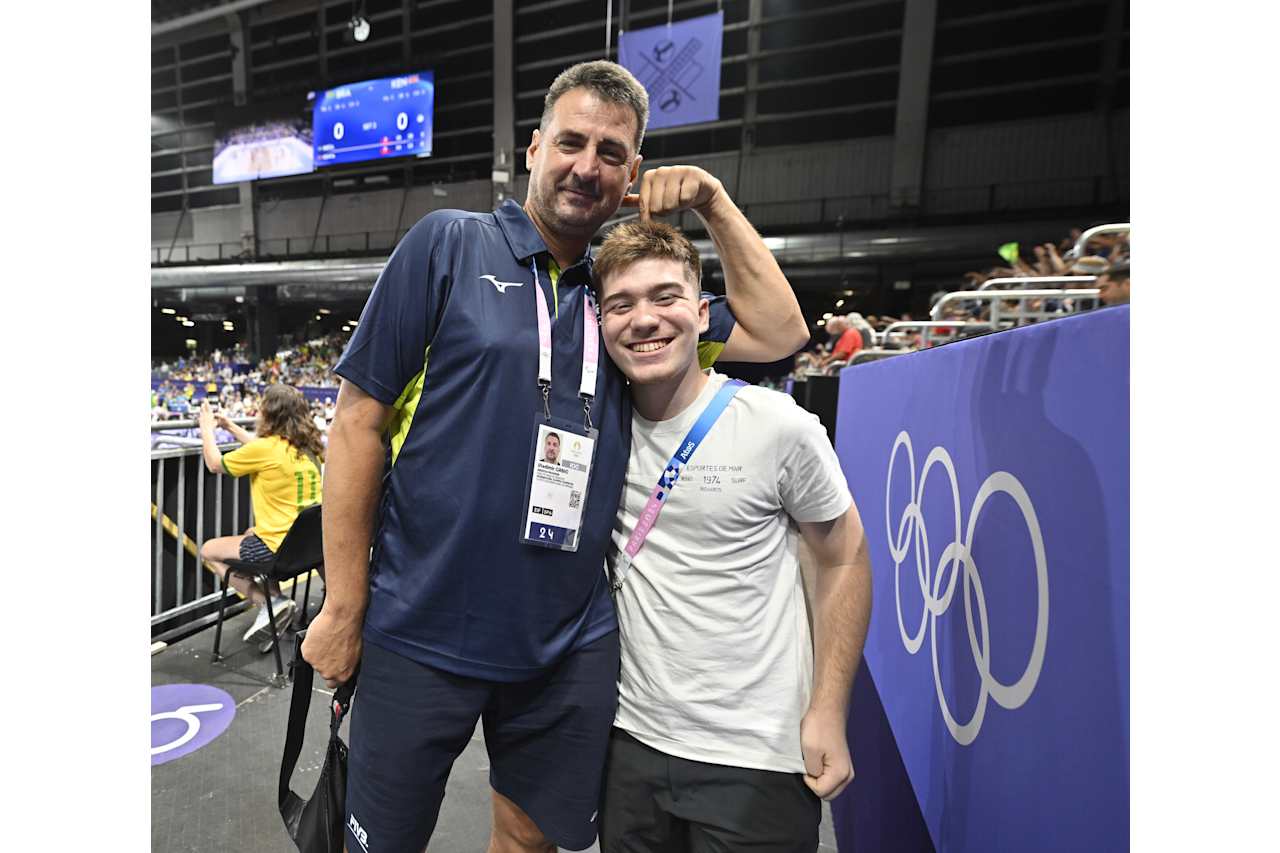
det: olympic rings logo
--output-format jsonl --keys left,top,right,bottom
{"left": 885, "top": 431, "right": 1049, "bottom": 746}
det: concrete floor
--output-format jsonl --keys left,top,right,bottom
{"left": 151, "top": 588, "right": 837, "bottom": 852}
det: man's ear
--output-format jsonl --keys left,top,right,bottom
{"left": 627, "top": 153, "right": 643, "bottom": 192}
{"left": 698, "top": 294, "right": 710, "bottom": 335}
{"left": 526, "top": 129, "right": 541, "bottom": 171}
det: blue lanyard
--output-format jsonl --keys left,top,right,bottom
{"left": 614, "top": 378, "right": 747, "bottom": 591}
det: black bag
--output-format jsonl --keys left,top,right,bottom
{"left": 279, "top": 631, "right": 358, "bottom": 853}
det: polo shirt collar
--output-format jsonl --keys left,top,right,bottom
{"left": 495, "top": 199, "right": 547, "bottom": 262}
{"left": 493, "top": 199, "right": 594, "bottom": 273}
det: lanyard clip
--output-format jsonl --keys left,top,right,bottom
{"left": 581, "top": 394, "right": 594, "bottom": 431}
{"left": 539, "top": 380, "right": 551, "bottom": 421}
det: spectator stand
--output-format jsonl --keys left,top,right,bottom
{"left": 1064, "top": 222, "right": 1131, "bottom": 261}
{"left": 930, "top": 288, "right": 1102, "bottom": 328}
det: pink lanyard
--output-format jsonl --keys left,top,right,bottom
{"left": 612, "top": 379, "right": 747, "bottom": 592}
{"left": 531, "top": 258, "right": 599, "bottom": 425}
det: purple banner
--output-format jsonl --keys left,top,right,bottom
{"left": 831, "top": 307, "right": 1130, "bottom": 852}
{"left": 151, "top": 683, "right": 236, "bottom": 766}
{"left": 619, "top": 12, "right": 723, "bottom": 131}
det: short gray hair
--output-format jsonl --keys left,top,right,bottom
{"left": 540, "top": 61, "right": 649, "bottom": 152}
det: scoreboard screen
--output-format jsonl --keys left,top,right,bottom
{"left": 212, "top": 96, "right": 314, "bottom": 184}
{"left": 312, "top": 71, "right": 434, "bottom": 168}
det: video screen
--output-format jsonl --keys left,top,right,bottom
{"left": 212, "top": 97, "right": 314, "bottom": 184}
{"left": 312, "top": 71, "right": 434, "bottom": 167}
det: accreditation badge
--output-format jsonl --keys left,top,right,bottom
{"left": 519, "top": 415, "right": 597, "bottom": 552}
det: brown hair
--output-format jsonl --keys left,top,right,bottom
{"left": 257, "top": 383, "right": 325, "bottom": 464}
{"left": 541, "top": 61, "right": 650, "bottom": 152}
{"left": 593, "top": 220, "right": 701, "bottom": 296}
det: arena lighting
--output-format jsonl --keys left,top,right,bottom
{"left": 822, "top": 312, "right": 833, "bottom": 320}
{"left": 161, "top": 307, "right": 176, "bottom": 314}
{"left": 349, "top": 13, "right": 370, "bottom": 42}
{"left": 816, "top": 319, "right": 826, "bottom": 326}
{"left": 835, "top": 299, "right": 845, "bottom": 308}
{"left": 183, "top": 321, "right": 195, "bottom": 327}
{"left": 234, "top": 296, "right": 245, "bottom": 303}
{"left": 318, "top": 308, "right": 331, "bottom": 315}
{"left": 349, "top": 320, "right": 358, "bottom": 326}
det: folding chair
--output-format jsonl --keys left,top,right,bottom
{"left": 212, "top": 504, "right": 323, "bottom": 686}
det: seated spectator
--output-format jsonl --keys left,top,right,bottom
{"left": 847, "top": 313, "right": 874, "bottom": 349}
{"left": 1097, "top": 260, "right": 1130, "bottom": 306}
{"left": 195, "top": 384, "right": 325, "bottom": 650}
{"left": 821, "top": 315, "right": 863, "bottom": 367}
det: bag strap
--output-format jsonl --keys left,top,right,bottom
{"left": 279, "top": 631, "right": 359, "bottom": 814}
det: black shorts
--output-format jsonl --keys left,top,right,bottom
{"left": 345, "top": 631, "right": 620, "bottom": 853}
{"left": 238, "top": 532, "right": 274, "bottom": 561}
{"left": 599, "top": 728, "right": 821, "bottom": 853}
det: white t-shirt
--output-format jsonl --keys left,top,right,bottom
{"left": 609, "top": 370, "right": 852, "bottom": 773}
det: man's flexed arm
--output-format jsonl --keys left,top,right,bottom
{"left": 623, "top": 166, "right": 809, "bottom": 361}
{"left": 301, "top": 379, "right": 393, "bottom": 689}
{"left": 796, "top": 504, "right": 873, "bottom": 801}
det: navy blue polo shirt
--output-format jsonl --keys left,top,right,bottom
{"left": 335, "top": 200, "right": 735, "bottom": 681}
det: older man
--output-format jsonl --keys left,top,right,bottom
{"left": 302, "top": 61, "right": 807, "bottom": 853}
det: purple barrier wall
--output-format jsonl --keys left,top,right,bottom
{"left": 830, "top": 307, "right": 1129, "bottom": 852}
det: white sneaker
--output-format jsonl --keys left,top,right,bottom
{"left": 242, "top": 597, "right": 296, "bottom": 644}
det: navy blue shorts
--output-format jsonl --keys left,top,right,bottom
{"left": 238, "top": 532, "right": 273, "bottom": 561}
{"left": 345, "top": 630, "right": 620, "bottom": 853}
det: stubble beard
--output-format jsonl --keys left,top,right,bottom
{"left": 530, "top": 178, "right": 614, "bottom": 241}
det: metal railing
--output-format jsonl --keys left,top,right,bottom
{"left": 1065, "top": 222, "right": 1130, "bottom": 261}
{"left": 151, "top": 441, "right": 252, "bottom": 641}
{"left": 930, "top": 288, "right": 1101, "bottom": 326}
{"left": 882, "top": 320, "right": 997, "bottom": 349}
{"left": 977, "top": 275, "right": 1097, "bottom": 291}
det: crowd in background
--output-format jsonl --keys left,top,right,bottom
{"left": 150, "top": 332, "right": 347, "bottom": 424}
{"left": 789, "top": 224, "right": 1131, "bottom": 381}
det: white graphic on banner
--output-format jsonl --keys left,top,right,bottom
{"left": 884, "top": 431, "right": 1049, "bottom": 746}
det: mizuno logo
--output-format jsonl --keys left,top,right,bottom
{"left": 481, "top": 274, "right": 524, "bottom": 293}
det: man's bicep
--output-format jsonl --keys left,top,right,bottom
{"left": 720, "top": 324, "right": 796, "bottom": 363}
{"left": 332, "top": 379, "right": 396, "bottom": 435}
{"left": 797, "top": 505, "right": 865, "bottom": 570}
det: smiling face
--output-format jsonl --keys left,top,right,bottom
{"left": 598, "top": 257, "right": 709, "bottom": 389}
{"left": 525, "top": 87, "right": 642, "bottom": 241}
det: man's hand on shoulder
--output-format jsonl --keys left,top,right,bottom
{"left": 622, "top": 165, "right": 728, "bottom": 222}
{"left": 300, "top": 606, "right": 363, "bottom": 689}
{"left": 800, "top": 707, "right": 854, "bottom": 801}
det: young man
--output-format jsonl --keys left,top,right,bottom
{"left": 301, "top": 61, "right": 808, "bottom": 853}
{"left": 593, "top": 221, "right": 873, "bottom": 852}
